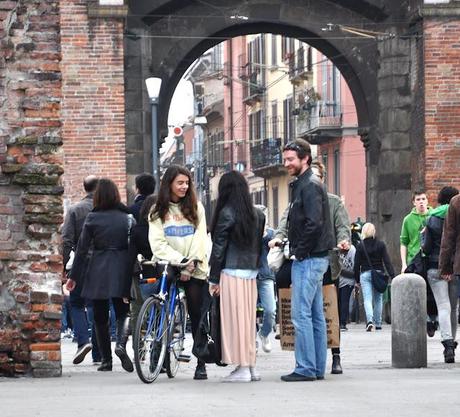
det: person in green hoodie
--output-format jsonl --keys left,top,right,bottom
{"left": 400, "top": 190, "right": 431, "bottom": 273}
{"left": 421, "top": 186, "right": 459, "bottom": 363}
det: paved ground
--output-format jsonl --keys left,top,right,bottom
{"left": 1, "top": 324, "right": 460, "bottom": 417}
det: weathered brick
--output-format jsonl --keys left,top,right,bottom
{"left": 30, "top": 291, "right": 49, "bottom": 303}
{"left": 30, "top": 342, "right": 60, "bottom": 351}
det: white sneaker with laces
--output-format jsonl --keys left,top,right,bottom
{"left": 221, "top": 366, "right": 251, "bottom": 383}
{"left": 259, "top": 332, "right": 272, "bottom": 353}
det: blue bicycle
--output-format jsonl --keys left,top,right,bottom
{"left": 133, "top": 258, "right": 193, "bottom": 383}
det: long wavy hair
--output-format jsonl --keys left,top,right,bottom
{"left": 151, "top": 165, "right": 198, "bottom": 226}
{"left": 210, "top": 171, "right": 256, "bottom": 247}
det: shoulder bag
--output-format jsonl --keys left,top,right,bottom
{"left": 361, "top": 242, "right": 388, "bottom": 293}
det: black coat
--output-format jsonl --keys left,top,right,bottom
{"left": 287, "top": 168, "right": 334, "bottom": 260}
{"left": 127, "top": 221, "right": 156, "bottom": 279}
{"left": 71, "top": 207, "right": 135, "bottom": 300}
{"left": 421, "top": 215, "right": 444, "bottom": 268}
{"left": 209, "top": 206, "right": 265, "bottom": 284}
{"left": 353, "top": 237, "right": 395, "bottom": 283}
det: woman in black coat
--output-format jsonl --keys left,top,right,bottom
{"left": 67, "top": 178, "right": 135, "bottom": 372}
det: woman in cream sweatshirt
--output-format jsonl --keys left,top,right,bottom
{"left": 148, "top": 165, "right": 209, "bottom": 380}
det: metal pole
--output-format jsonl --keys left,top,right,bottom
{"left": 151, "top": 98, "right": 160, "bottom": 187}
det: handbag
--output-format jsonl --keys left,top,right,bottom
{"left": 192, "top": 294, "right": 227, "bottom": 366}
{"left": 361, "top": 241, "right": 388, "bottom": 294}
{"left": 267, "top": 246, "right": 284, "bottom": 272}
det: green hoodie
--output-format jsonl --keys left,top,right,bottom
{"left": 400, "top": 207, "right": 432, "bottom": 263}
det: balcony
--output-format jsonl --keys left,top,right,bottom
{"left": 250, "top": 138, "right": 284, "bottom": 178}
{"left": 296, "top": 101, "right": 344, "bottom": 144}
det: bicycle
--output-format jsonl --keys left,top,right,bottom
{"left": 133, "top": 258, "right": 195, "bottom": 383}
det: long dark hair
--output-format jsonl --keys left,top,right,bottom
{"left": 210, "top": 171, "right": 256, "bottom": 247}
{"left": 151, "top": 165, "right": 199, "bottom": 226}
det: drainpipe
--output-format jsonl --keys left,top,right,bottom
{"left": 229, "top": 38, "right": 234, "bottom": 169}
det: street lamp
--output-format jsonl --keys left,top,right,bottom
{"left": 145, "top": 77, "right": 162, "bottom": 187}
{"left": 193, "top": 116, "right": 211, "bottom": 219}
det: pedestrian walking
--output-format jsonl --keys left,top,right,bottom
{"left": 208, "top": 171, "right": 265, "bottom": 382}
{"left": 279, "top": 139, "right": 334, "bottom": 382}
{"left": 148, "top": 165, "right": 209, "bottom": 380}
{"left": 338, "top": 245, "right": 356, "bottom": 331}
{"left": 254, "top": 204, "right": 276, "bottom": 354}
{"left": 354, "top": 223, "right": 395, "bottom": 331}
{"left": 129, "top": 173, "right": 156, "bottom": 222}
{"left": 62, "top": 175, "right": 100, "bottom": 365}
{"left": 400, "top": 190, "right": 438, "bottom": 336}
{"left": 128, "top": 173, "right": 156, "bottom": 337}
{"left": 429, "top": 187, "right": 460, "bottom": 362}
{"left": 67, "top": 178, "right": 135, "bottom": 373}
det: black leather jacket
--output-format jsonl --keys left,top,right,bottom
{"left": 287, "top": 168, "right": 334, "bottom": 260}
{"left": 209, "top": 206, "right": 265, "bottom": 284}
{"left": 421, "top": 215, "right": 444, "bottom": 268}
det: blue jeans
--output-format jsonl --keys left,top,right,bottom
{"left": 360, "top": 270, "right": 383, "bottom": 326}
{"left": 291, "top": 256, "right": 329, "bottom": 377}
{"left": 257, "top": 279, "right": 276, "bottom": 337}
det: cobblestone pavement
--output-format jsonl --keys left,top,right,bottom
{"left": 1, "top": 324, "right": 460, "bottom": 417}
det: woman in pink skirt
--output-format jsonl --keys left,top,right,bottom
{"left": 208, "top": 171, "right": 265, "bottom": 382}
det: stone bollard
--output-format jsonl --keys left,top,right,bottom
{"left": 391, "top": 273, "right": 427, "bottom": 368}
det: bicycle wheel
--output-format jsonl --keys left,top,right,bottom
{"left": 134, "top": 297, "right": 168, "bottom": 383}
{"left": 165, "top": 296, "right": 187, "bottom": 378}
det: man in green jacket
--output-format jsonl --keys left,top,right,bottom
{"left": 400, "top": 190, "right": 431, "bottom": 273}
{"left": 400, "top": 190, "right": 436, "bottom": 335}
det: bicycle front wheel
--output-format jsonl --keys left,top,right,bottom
{"left": 165, "top": 296, "right": 187, "bottom": 378}
{"left": 133, "top": 297, "right": 168, "bottom": 383}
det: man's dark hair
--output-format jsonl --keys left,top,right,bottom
{"left": 412, "top": 190, "right": 426, "bottom": 201}
{"left": 83, "top": 176, "right": 98, "bottom": 193}
{"left": 93, "top": 178, "right": 121, "bottom": 211}
{"left": 283, "top": 138, "right": 312, "bottom": 165}
{"left": 437, "top": 186, "right": 459, "bottom": 205}
{"left": 135, "top": 173, "right": 156, "bottom": 196}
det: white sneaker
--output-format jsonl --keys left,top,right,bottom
{"left": 221, "top": 366, "right": 251, "bottom": 383}
{"left": 249, "top": 366, "right": 261, "bottom": 382}
{"left": 259, "top": 332, "right": 272, "bottom": 353}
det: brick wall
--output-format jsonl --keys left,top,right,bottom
{"left": 424, "top": 17, "right": 460, "bottom": 202}
{"left": 0, "top": 0, "right": 63, "bottom": 377}
{"left": 60, "top": 0, "right": 127, "bottom": 205}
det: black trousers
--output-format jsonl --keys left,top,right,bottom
{"left": 338, "top": 285, "right": 354, "bottom": 326}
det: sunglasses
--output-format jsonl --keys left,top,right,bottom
{"left": 283, "top": 142, "right": 303, "bottom": 152}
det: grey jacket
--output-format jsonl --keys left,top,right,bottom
{"left": 62, "top": 194, "right": 93, "bottom": 271}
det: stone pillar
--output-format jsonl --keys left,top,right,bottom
{"left": 391, "top": 274, "right": 427, "bottom": 368}
{"left": 0, "top": 0, "right": 63, "bottom": 377}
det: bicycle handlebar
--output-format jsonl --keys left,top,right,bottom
{"left": 137, "top": 255, "right": 199, "bottom": 268}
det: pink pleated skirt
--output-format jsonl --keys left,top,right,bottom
{"left": 219, "top": 271, "right": 257, "bottom": 367}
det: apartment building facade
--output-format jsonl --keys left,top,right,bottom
{"left": 180, "top": 34, "right": 366, "bottom": 226}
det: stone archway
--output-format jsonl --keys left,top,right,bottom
{"left": 1, "top": 0, "right": 460, "bottom": 377}
{"left": 125, "top": 0, "right": 420, "bottom": 260}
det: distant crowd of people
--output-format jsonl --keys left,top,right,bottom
{"left": 61, "top": 138, "right": 460, "bottom": 383}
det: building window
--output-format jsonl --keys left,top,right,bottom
{"left": 334, "top": 148, "right": 340, "bottom": 195}
{"left": 322, "top": 151, "right": 329, "bottom": 189}
{"left": 272, "top": 186, "right": 279, "bottom": 228}
{"left": 271, "top": 101, "right": 278, "bottom": 139}
{"left": 271, "top": 34, "right": 277, "bottom": 66}
{"left": 283, "top": 97, "right": 293, "bottom": 144}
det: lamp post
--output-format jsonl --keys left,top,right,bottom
{"left": 193, "top": 116, "right": 210, "bottom": 218}
{"left": 145, "top": 77, "right": 162, "bottom": 187}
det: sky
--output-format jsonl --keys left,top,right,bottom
{"left": 167, "top": 79, "right": 195, "bottom": 128}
